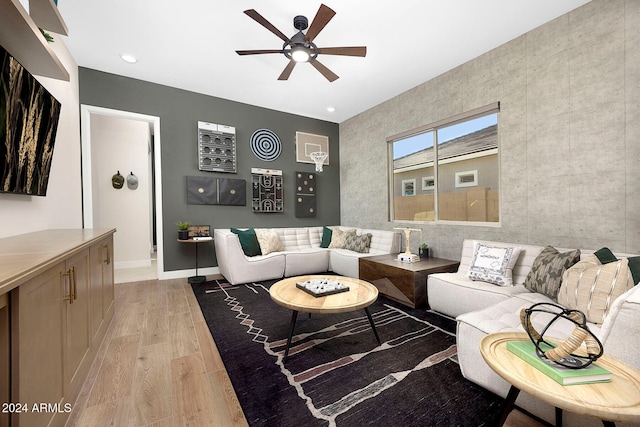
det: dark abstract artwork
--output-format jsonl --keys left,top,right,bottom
{"left": 0, "top": 45, "right": 61, "bottom": 196}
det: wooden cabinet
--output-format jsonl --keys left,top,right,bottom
{"left": 12, "top": 262, "right": 66, "bottom": 427}
{"left": 1, "top": 229, "right": 116, "bottom": 427}
{"left": 89, "top": 236, "right": 114, "bottom": 348}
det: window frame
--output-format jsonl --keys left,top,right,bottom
{"left": 454, "top": 170, "right": 478, "bottom": 188}
{"left": 387, "top": 102, "right": 500, "bottom": 226}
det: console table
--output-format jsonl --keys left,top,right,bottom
{"left": 178, "top": 237, "right": 213, "bottom": 284}
{"left": 359, "top": 254, "right": 459, "bottom": 308}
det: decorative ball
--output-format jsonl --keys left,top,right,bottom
{"left": 520, "top": 302, "right": 603, "bottom": 369}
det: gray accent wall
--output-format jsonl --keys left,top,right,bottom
{"left": 79, "top": 68, "right": 340, "bottom": 271}
{"left": 340, "top": 0, "right": 640, "bottom": 259}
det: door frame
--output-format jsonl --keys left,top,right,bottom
{"left": 80, "top": 105, "right": 165, "bottom": 279}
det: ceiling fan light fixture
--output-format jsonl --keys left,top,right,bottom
{"left": 291, "top": 46, "right": 310, "bottom": 63}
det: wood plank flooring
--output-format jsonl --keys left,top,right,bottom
{"left": 65, "top": 276, "right": 542, "bottom": 427}
{"left": 65, "top": 277, "right": 247, "bottom": 427}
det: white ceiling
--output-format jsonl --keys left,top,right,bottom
{"left": 58, "top": 1, "right": 591, "bottom": 123}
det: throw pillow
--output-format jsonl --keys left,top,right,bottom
{"left": 628, "top": 256, "right": 640, "bottom": 285}
{"left": 558, "top": 254, "right": 635, "bottom": 324}
{"left": 328, "top": 228, "right": 356, "bottom": 249}
{"left": 344, "top": 232, "right": 372, "bottom": 253}
{"left": 254, "top": 229, "right": 284, "bottom": 255}
{"left": 523, "top": 246, "right": 581, "bottom": 301}
{"left": 230, "top": 228, "right": 262, "bottom": 257}
{"left": 320, "top": 226, "right": 333, "bottom": 248}
{"left": 467, "top": 242, "right": 521, "bottom": 286}
{"left": 593, "top": 247, "right": 618, "bottom": 264}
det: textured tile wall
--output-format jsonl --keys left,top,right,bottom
{"left": 340, "top": 0, "right": 639, "bottom": 258}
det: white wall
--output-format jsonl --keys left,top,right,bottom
{"left": 0, "top": 40, "right": 82, "bottom": 238}
{"left": 90, "top": 115, "right": 151, "bottom": 268}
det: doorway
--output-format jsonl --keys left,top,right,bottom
{"left": 80, "top": 105, "right": 165, "bottom": 280}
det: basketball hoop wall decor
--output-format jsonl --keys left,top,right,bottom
{"left": 250, "top": 129, "right": 282, "bottom": 161}
{"left": 296, "top": 131, "right": 329, "bottom": 170}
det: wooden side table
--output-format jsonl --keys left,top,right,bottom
{"left": 480, "top": 332, "right": 640, "bottom": 426}
{"left": 177, "top": 237, "right": 213, "bottom": 284}
{"left": 358, "top": 254, "right": 459, "bottom": 308}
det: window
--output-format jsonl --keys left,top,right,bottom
{"left": 455, "top": 170, "right": 478, "bottom": 188}
{"left": 402, "top": 179, "right": 416, "bottom": 196}
{"left": 388, "top": 103, "right": 499, "bottom": 223}
{"left": 422, "top": 176, "right": 435, "bottom": 190}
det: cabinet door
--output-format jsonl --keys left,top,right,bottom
{"left": 12, "top": 262, "right": 65, "bottom": 427}
{"left": 102, "top": 237, "right": 115, "bottom": 321}
{"left": 89, "top": 243, "right": 105, "bottom": 345}
{"left": 63, "top": 250, "right": 91, "bottom": 399}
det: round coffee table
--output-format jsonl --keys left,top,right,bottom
{"left": 270, "top": 275, "right": 380, "bottom": 363}
{"left": 480, "top": 332, "right": 640, "bottom": 426}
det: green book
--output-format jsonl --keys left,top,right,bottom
{"left": 506, "top": 340, "right": 612, "bottom": 386}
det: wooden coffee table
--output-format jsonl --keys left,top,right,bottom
{"left": 480, "top": 332, "right": 640, "bottom": 426}
{"left": 359, "top": 254, "right": 459, "bottom": 308}
{"left": 270, "top": 275, "right": 380, "bottom": 363}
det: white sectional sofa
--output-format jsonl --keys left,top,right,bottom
{"left": 428, "top": 239, "right": 640, "bottom": 427}
{"left": 214, "top": 226, "right": 401, "bottom": 285}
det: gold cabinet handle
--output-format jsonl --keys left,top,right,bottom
{"left": 62, "top": 269, "right": 73, "bottom": 304}
{"left": 71, "top": 265, "right": 77, "bottom": 301}
{"left": 105, "top": 244, "right": 111, "bottom": 265}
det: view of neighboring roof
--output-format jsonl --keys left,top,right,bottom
{"left": 393, "top": 125, "right": 497, "bottom": 170}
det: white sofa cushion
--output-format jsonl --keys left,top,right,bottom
{"left": 272, "top": 227, "right": 311, "bottom": 251}
{"left": 428, "top": 273, "right": 529, "bottom": 318}
{"left": 284, "top": 248, "right": 330, "bottom": 277}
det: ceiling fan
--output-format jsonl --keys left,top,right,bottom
{"left": 235, "top": 4, "right": 367, "bottom": 82}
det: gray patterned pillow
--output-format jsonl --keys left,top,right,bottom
{"left": 524, "top": 246, "right": 580, "bottom": 301}
{"left": 344, "top": 233, "right": 372, "bottom": 253}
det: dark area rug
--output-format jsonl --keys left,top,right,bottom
{"left": 192, "top": 278, "right": 504, "bottom": 427}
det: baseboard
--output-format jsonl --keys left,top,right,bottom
{"left": 115, "top": 260, "right": 152, "bottom": 269}
{"left": 158, "top": 266, "right": 220, "bottom": 280}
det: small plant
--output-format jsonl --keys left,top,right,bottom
{"left": 176, "top": 221, "right": 190, "bottom": 231}
{"left": 419, "top": 243, "right": 429, "bottom": 249}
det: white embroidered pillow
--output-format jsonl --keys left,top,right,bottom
{"left": 467, "top": 242, "right": 521, "bottom": 286}
{"left": 254, "top": 229, "right": 284, "bottom": 255}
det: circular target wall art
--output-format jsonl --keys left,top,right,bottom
{"left": 250, "top": 129, "right": 282, "bottom": 161}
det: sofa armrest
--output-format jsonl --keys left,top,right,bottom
{"left": 597, "top": 285, "right": 640, "bottom": 369}
{"left": 214, "top": 229, "right": 245, "bottom": 281}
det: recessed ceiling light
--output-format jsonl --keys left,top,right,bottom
{"left": 120, "top": 54, "right": 137, "bottom": 64}
{"left": 327, "top": 106, "right": 336, "bottom": 112}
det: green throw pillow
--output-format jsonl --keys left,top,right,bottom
{"left": 320, "top": 226, "right": 333, "bottom": 248}
{"left": 594, "top": 247, "right": 617, "bottom": 264}
{"left": 230, "top": 228, "right": 262, "bottom": 257}
{"left": 524, "top": 246, "right": 581, "bottom": 301}
{"left": 628, "top": 257, "right": 640, "bottom": 286}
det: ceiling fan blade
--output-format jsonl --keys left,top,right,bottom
{"left": 236, "top": 49, "right": 283, "bottom": 56}
{"left": 310, "top": 60, "right": 339, "bottom": 82}
{"left": 317, "top": 46, "right": 367, "bottom": 57}
{"left": 243, "top": 9, "right": 290, "bottom": 42}
{"left": 278, "top": 61, "right": 297, "bottom": 80}
{"left": 305, "top": 4, "right": 336, "bottom": 43}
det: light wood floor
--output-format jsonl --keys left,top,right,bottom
{"left": 66, "top": 274, "right": 543, "bottom": 427}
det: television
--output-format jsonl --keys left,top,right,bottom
{"left": 0, "top": 44, "right": 61, "bottom": 196}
